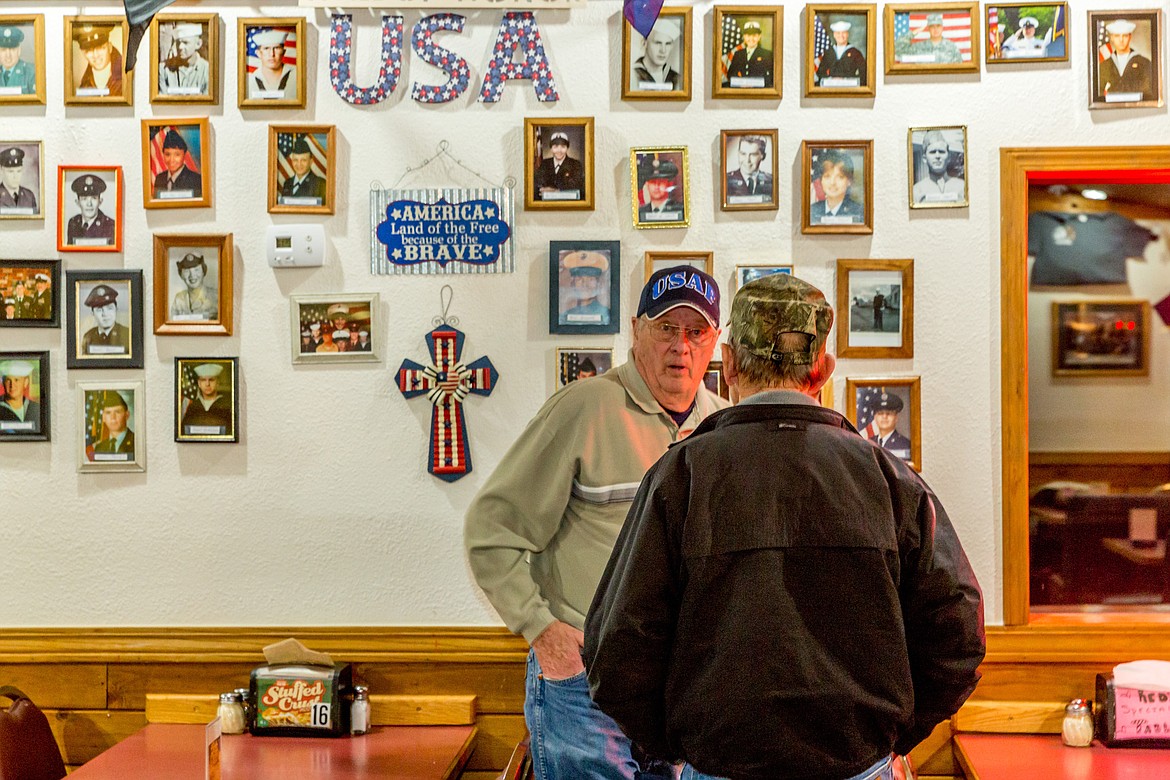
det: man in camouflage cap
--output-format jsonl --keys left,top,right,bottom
{"left": 587, "top": 273, "right": 985, "bottom": 780}
{"left": 0, "top": 24, "right": 36, "bottom": 95}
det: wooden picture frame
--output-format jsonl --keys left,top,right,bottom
{"left": 65, "top": 269, "right": 144, "bottom": 370}
{"left": 524, "top": 117, "right": 595, "bottom": 211}
{"left": 0, "top": 15, "right": 46, "bottom": 105}
{"left": 845, "top": 376, "right": 922, "bottom": 471}
{"left": 63, "top": 15, "right": 132, "bottom": 106}
{"left": 643, "top": 251, "right": 713, "bottom": 283}
{"left": 0, "top": 350, "right": 49, "bottom": 441}
{"left": 1051, "top": 299, "right": 1150, "bottom": 377}
{"left": 175, "top": 357, "right": 238, "bottom": 443}
{"left": 720, "top": 129, "right": 779, "bottom": 211}
{"left": 1087, "top": 9, "right": 1163, "bottom": 110}
{"left": 907, "top": 125, "right": 968, "bottom": 209}
{"left": 883, "top": 2, "right": 980, "bottom": 74}
{"left": 141, "top": 117, "right": 211, "bottom": 209}
{"left": 290, "top": 293, "right": 380, "bottom": 364}
{"left": 703, "top": 360, "right": 731, "bottom": 400}
{"left": 150, "top": 13, "right": 218, "bottom": 104}
{"left": 712, "top": 5, "right": 783, "bottom": 99}
{"left": 76, "top": 380, "right": 145, "bottom": 473}
{"left": 985, "top": 3, "right": 1069, "bottom": 63}
{"left": 268, "top": 125, "right": 336, "bottom": 214}
{"left": 621, "top": 6, "right": 692, "bottom": 101}
{"left": 631, "top": 146, "right": 689, "bottom": 229}
{"left": 0, "top": 259, "right": 60, "bottom": 328}
{"left": 735, "top": 264, "right": 792, "bottom": 289}
{"left": 805, "top": 4, "right": 877, "bottom": 97}
{"left": 801, "top": 140, "right": 873, "bottom": 234}
{"left": 153, "top": 233, "right": 233, "bottom": 336}
{"left": 238, "top": 17, "right": 305, "bottom": 109}
{"left": 555, "top": 347, "right": 614, "bottom": 389}
{"left": 836, "top": 258, "right": 914, "bottom": 359}
{"left": 549, "top": 240, "right": 620, "bottom": 335}
{"left": 0, "top": 140, "right": 44, "bottom": 220}
{"left": 57, "top": 165, "right": 123, "bottom": 252}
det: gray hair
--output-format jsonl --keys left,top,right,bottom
{"left": 729, "top": 332, "right": 829, "bottom": 392}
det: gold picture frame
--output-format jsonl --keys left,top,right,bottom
{"left": 801, "top": 139, "right": 873, "bottom": 234}
{"left": 141, "top": 117, "right": 212, "bottom": 209}
{"left": 836, "top": 258, "right": 914, "bottom": 359}
{"left": 621, "top": 6, "right": 692, "bottom": 101}
{"left": 64, "top": 15, "right": 132, "bottom": 106}
{"left": 150, "top": 13, "right": 218, "bottom": 104}
{"left": 555, "top": 347, "right": 614, "bottom": 390}
{"left": 524, "top": 117, "right": 595, "bottom": 211}
{"left": 845, "top": 376, "right": 922, "bottom": 471}
{"left": 712, "top": 5, "right": 783, "bottom": 99}
{"left": 0, "top": 15, "right": 46, "bottom": 105}
{"left": 152, "top": 233, "right": 233, "bottom": 336}
{"left": 883, "top": 2, "right": 980, "bottom": 75}
{"left": 1087, "top": 9, "right": 1163, "bottom": 110}
{"left": 985, "top": 3, "right": 1069, "bottom": 64}
{"left": 175, "top": 357, "right": 238, "bottom": 443}
{"left": 720, "top": 129, "right": 779, "bottom": 211}
{"left": 238, "top": 17, "right": 305, "bottom": 109}
{"left": 907, "top": 125, "right": 969, "bottom": 209}
{"left": 631, "top": 145, "right": 690, "bottom": 229}
{"left": 643, "top": 251, "right": 713, "bottom": 283}
{"left": 1051, "top": 299, "right": 1150, "bottom": 378}
{"left": 805, "top": 4, "right": 877, "bottom": 98}
{"left": 268, "top": 125, "right": 336, "bottom": 215}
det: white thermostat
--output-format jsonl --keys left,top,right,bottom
{"left": 266, "top": 224, "right": 326, "bottom": 267}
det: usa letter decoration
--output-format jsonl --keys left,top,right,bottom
{"left": 330, "top": 14, "right": 403, "bottom": 105}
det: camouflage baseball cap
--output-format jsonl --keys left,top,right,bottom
{"left": 728, "top": 273, "right": 833, "bottom": 365}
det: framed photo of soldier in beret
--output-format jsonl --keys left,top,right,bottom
{"left": 643, "top": 251, "right": 713, "bottom": 283}
{"left": 268, "top": 124, "right": 336, "bottom": 215}
{"left": 801, "top": 140, "right": 873, "bottom": 235}
{"left": 549, "top": 240, "right": 620, "bottom": 335}
{"left": 985, "top": 3, "right": 1068, "bottom": 64}
{"left": 175, "top": 357, "right": 238, "bottom": 443}
{"left": 631, "top": 146, "right": 689, "bottom": 229}
{"left": 836, "top": 258, "right": 914, "bottom": 359}
{"left": 622, "top": 6, "right": 692, "bottom": 101}
{"left": 720, "top": 129, "right": 779, "bottom": 211}
{"left": 64, "top": 15, "right": 132, "bottom": 106}
{"left": 883, "top": 2, "right": 980, "bottom": 75}
{"left": 150, "top": 13, "right": 219, "bottom": 104}
{"left": 805, "top": 4, "right": 876, "bottom": 98}
{"left": 712, "top": 6, "right": 782, "bottom": 99}
{"left": 555, "top": 347, "right": 613, "bottom": 390}
{"left": 76, "top": 380, "right": 145, "bottom": 473}
{"left": 153, "top": 233, "right": 233, "bottom": 336}
{"left": 1087, "top": 10, "right": 1163, "bottom": 110}
{"left": 846, "top": 376, "right": 922, "bottom": 471}
{"left": 57, "top": 165, "right": 123, "bottom": 253}
{"left": 0, "top": 351, "right": 49, "bottom": 441}
{"left": 0, "top": 259, "right": 60, "bottom": 328}
{"left": 238, "top": 17, "right": 305, "bottom": 109}
{"left": 524, "top": 117, "right": 594, "bottom": 211}
{"left": 0, "top": 141, "right": 43, "bottom": 220}
{"left": 141, "top": 117, "right": 211, "bottom": 209}
{"left": 290, "top": 293, "right": 380, "bottom": 364}
{"left": 65, "top": 269, "right": 144, "bottom": 370}
{"left": 0, "top": 15, "right": 45, "bottom": 105}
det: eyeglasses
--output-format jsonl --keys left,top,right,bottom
{"left": 644, "top": 320, "right": 716, "bottom": 347}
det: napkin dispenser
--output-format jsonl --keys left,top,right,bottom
{"left": 249, "top": 639, "right": 352, "bottom": 737}
{"left": 1095, "top": 673, "right": 1170, "bottom": 748}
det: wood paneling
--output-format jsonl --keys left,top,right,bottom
{"left": 463, "top": 714, "right": 527, "bottom": 771}
{"left": 145, "top": 693, "right": 217, "bottom": 724}
{"left": 0, "top": 663, "right": 106, "bottom": 709}
{"left": 44, "top": 710, "right": 146, "bottom": 765}
{"left": 952, "top": 701, "right": 1064, "bottom": 734}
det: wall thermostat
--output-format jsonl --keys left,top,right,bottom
{"left": 266, "top": 224, "right": 326, "bottom": 267}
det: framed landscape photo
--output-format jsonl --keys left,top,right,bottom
{"left": 555, "top": 347, "right": 613, "bottom": 389}
{"left": 908, "top": 125, "right": 968, "bottom": 209}
{"left": 269, "top": 125, "right": 335, "bottom": 214}
{"left": 238, "top": 17, "right": 305, "bottom": 108}
{"left": 1, "top": 259, "right": 60, "bottom": 327}
{"left": 631, "top": 146, "right": 689, "bottom": 229}
{"left": 291, "top": 293, "right": 379, "bottom": 364}
{"left": 0, "top": 15, "right": 46, "bottom": 105}
{"left": 57, "top": 165, "right": 123, "bottom": 252}
{"left": 1051, "top": 299, "right": 1150, "bottom": 377}
{"left": 735, "top": 264, "right": 792, "bottom": 288}
{"left": 720, "top": 129, "right": 779, "bottom": 211}
{"left": 713, "top": 5, "right": 782, "bottom": 99}
{"left": 846, "top": 376, "right": 922, "bottom": 471}
{"left": 703, "top": 360, "right": 730, "bottom": 401}
{"left": 142, "top": 118, "right": 211, "bottom": 208}
{"left": 0, "top": 141, "right": 43, "bottom": 219}
{"left": 65, "top": 269, "right": 144, "bottom": 370}
{"left": 0, "top": 351, "right": 49, "bottom": 441}
{"left": 806, "top": 4, "right": 877, "bottom": 97}
{"left": 150, "top": 13, "right": 218, "bottom": 103}
{"left": 77, "top": 380, "right": 144, "bottom": 473}
{"left": 836, "top": 258, "right": 914, "bottom": 359}
{"left": 549, "top": 240, "right": 620, "bottom": 335}
{"left": 175, "top": 357, "right": 238, "bottom": 443}
{"left": 622, "top": 6, "right": 691, "bottom": 101}
{"left": 985, "top": 3, "right": 1068, "bottom": 63}
{"left": 153, "top": 233, "right": 233, "bottom": 336}
{"left": 801, "top": 140, "right": 873, "bottom": 234}
{"left": 883, "top": 2, "right": 980, "bottom": 74}
{"left": 64, "top": 16, "right": 132, "bottom": 106}
{"left": 524, "top": 117, "right": 594, "bottom": 211}
{"left": 1088, "top": 10, "right": 1163, "bottom": 109}
{"left": 644, "top": 251, "right": 713, "bottom": 283}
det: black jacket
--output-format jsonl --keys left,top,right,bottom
{"left": 585, "top": 402, "right": 984, "bottom": 780}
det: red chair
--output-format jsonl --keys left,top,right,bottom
{"left": 0, "top": 687, "right": 66, "bottom": 780}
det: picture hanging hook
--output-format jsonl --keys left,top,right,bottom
{"left": 433, "top": 284, "right": 460, "bottom": 327}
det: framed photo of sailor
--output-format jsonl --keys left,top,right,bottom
{"left": 555, "top": 347, "right": 613, "bottom": 390}
{"left": 801, "top": 140, "right": 873, "bottom": 234}
{"left": 268, "top": 125, "right": 336, "bottom": 214}
{"left": 64, "top": 16, "right": 132, "bottom": 106}
{"left": 1087, "top": 10, "right": 1163, "bottom": 109}
{"left": 153, "top": 233, "right": 233, "bottom": 336}
{"left": 141, "top": 117, "right": 211, "bottom": 209}
{"left": 290, "top": 293, "right": 380, "bottom": 364}
{"left": 836, "top": 258, "right": 914, "bottom": 359}
{"left": 735, "top": 264, "right": 792, "bottom": 289}
{"left": 621, "top": 6, "right": 692, "bottom": 101}
{"left": 0, "top": 351, "right": 49, "bottom": 441}
{"left": 883, "top": 3, "right": 980, "bottom": 74}
{"left": 0, "top": 15, "right": 45, "bottom": 105}
{"left": 908, "top": 126, "right": 968, "bottom": 209}
{"left": 720, "top": 129, "right": 779, "bottom": 211}
{"left": 238, "top": 17, "right": 305, "bottom": 108}
{"left": 549, "top": 240, "right": 620, "bottom": 335}
{"left": 1051, "top": 299, "right": 1150, "bottom": 377}
{"left": 77, "top": 380, "right": 144, "bottom": 473}
{"left": 703, "top": 360, "right": 731, "bottom": 401}
{"left": 805, "top": 4, "right": 876, "bottom": 97}
{"left": 524, "top": 117, "right": 594, "bottom": 211}
{"left": 712, "top": 6, "right": 782, "bottom": 99}
{"left": 846, "top": 377, "right": 921, "bottom": 471}
{"left": 0, "top": 259, "right": 60, "bottom": 327}
{"left": 175, "top": 357, "right": 238, "bottom": 443}
{"left": 150, "top": 13, "right": 218, "bottom": 103}
{"left": 985, "top": 3, "right": 1068, "bottom": 63}
{"left": 631, "top": 146, "right": 689, "bottom": 229}
{"left": 57, "top": 166, "right": 123, "bottom": 253}
{"left": 0, "top": 141, "right": 43, "bottom": 220}
{"left": 65, "top": 269, "right": 144, "bottom": 370}
{"left": 643, "top": 251, "right": 713, "bottom": 283}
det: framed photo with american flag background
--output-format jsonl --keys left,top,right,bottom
{"left": 985, "top": 3, "right": 1068, "bottom": 64}
{"left": 712, "top": 6, "right": 782, "bottom": 99}
{"left": 238, "top": 17, "right": 304, "bottom": 108}
{"left": 290, "top": 293, "right": 380, "bottom": 364}
{"left": 140, "top": 117, "right": 211, "bottom": 209}
{"left": 268, "top": 125, "right": 336, "bottom": 215}
{"left": 1087, "top": 9, "right": 1163, "bottom": 110}
{"left": 175, "top": 357, "right": 238, "bottom": 443}
{"left": 883, "top": 2, "right": 980, "bottom": 74}
{"left": 846, "top": 377, "right": 921, "bottom": 472}
{"left": 805, "top": 4, "right": 876, "bottom": 98}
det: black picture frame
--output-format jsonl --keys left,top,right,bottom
{"left": 548, "top": 240, "right": 621, "bottom": 335}
{"left": 1, "top": 259, "right": 60, "bottom": 327}
{"left": 0, "top": 350, "right": 49, "bottom": 441}
{"left": 175, "top": 356, "right": 239, "bottom": 443}
{"left": 65, "top": 269, "right": 144, "bottom": 369}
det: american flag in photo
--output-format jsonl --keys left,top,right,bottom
{"left": 180, "top": 362, "right": 200, "bottom": 420}
{"left": 1097, "top": 19, "right": 1112, "bottom": 61}
{"left": 149, "top": 125, "right": 200, "bottom": 179}
{"left": 245, "top": 25, "right": 298, "bottom": 76}
{"left": 894, "top": 12, "right": 973, "bottom": 61}
{"left": 84, "top": 390, "right": 107, "bottom": 450}
{"left": 560, "top": 352, "right": 579, "bottom": 386}
{"left": 987, "top": 7, "right": 1000, "bottom": 58}
{"left": 809, "top": 147, "right": 827, "bottom": 202}
{"left": 720, "top": 14, "right": 744, "bottom": 79}
{"left": 855, "top": 385, "right": 888, "bottom": 438}
{"left": 277, "top": 132, "right": 328, "bottom": 181}
{"left": 812, "top": 15, "right": 832, "bottom": 71}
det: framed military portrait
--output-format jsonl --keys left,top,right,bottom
{"left": 712, "top": 5, "right": 782, "bottom": 99}
{"left": 524, "top": 117, "right": 594, "bottom": 211}
{"left": 631, "top": 146, "right": 689, "bottom": 229}
{"left": 268, "top": 125, "right": 336, "bottom": 214}
{"left": 153, "top": 233, "right": 233, "bottom": 336}
{"left": 883, "top": 3, "right": 980, "bottom": 74}
{"left": 735, "top": 264, "right": 792, "bottom": 289}
{"left": 141, "top": 117, "right": 211, "bottom": 209}
{"left": 65, "top": 269, "right": 144, "bottom": 370}
{"left": 703, "top": 360, "right": 730, "bottom": 401}
{"left": 846, "top": 377, "right": 922, "bottom": 471}
{"left": 621, "top": 6, "right": 692, "bottom": 101}
{"left": 0, "top": 141, "right": 43, "bottom": 219}
{"left": 985, "top": 3, "right": 1068, "bottom": 63}
{"left": 150, "top": 13, "right": 218, "bottom": 104}
{"left": 1051, "top": 299, "right": 1150, "bottom": 377}
{"left": 290, "top": 293, "right": 380, "bottom": 364}
{"left": 238, "top": 17, "right": 305, "bottom": 109}
{"left": 908, "top": 125, "right": 967, "bottom": 209}
{"left": 836, "top": 258, "right": 914, "bottom": 359}
{"left": 0, "top": 15, "right": 45, "bottom": 105}
{"left": 801, "top": 140, "right": 873, "bottom": 234}
{"left": 57, "top": 166, "right": 123, "bottom": 253}
{"left": 1087, "top": 10, "right": 1163, "bottom": 110}
{"left": 175, "top": 357, "right": 238, "bottom": 443}
{"left": 720, "top": 129, "right": 779, "bottom": 211}
{"left": 77, "top": 380, "right": 145, "bottom": 473}
{"left": 0, "top": 351, "right": 49, "bottom": 441}
{"left": 555, "top": 347, "right": 613, "bottom": 390}
{"left": 0, "top": 259, "right": 60, "bottom": 328}
{"left": 805, "top": 4, "right": 876, "bottom": 97}
{"left": 63, "top": 16, "right": 132, "bottom": 106}
{"left": 548, "top": 240, "right": 620, "bottom": 335}
{"left": 643, "top": 251, "right": 713, "bottom": 283}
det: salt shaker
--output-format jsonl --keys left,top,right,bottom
{"left": 351, "top": 685, "right": 370, "bottom": 736}
{"left": 1062, "top": 698, "right": 1093, "bottom": 747}
{"left": 218, "top": 692, "right": 247, "bottom": 735}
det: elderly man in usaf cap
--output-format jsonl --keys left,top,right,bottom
{"left": 159, "top": 22, "right": 208, "bottom": 95}
{"left": 587, "top": 273, "right": 984, "bottom": 780}
{"left": 816, "top": 18, "right": 867, "bottom": 85}
{"left": 67, "top": 174, "right": 115, "bottom": 245}
{"left": 153, "top": 128, "right": 202, "bottom": 198}
{"left": 1099, "top": 18, "right": 1153, "bottom": 101}
{"left": 74, "top": 23, "right": 123, "bottom": 96}
{"left": 535, "top": 130, "right": 585, "bottom": 200}
{"left": 81, "top": 284, "right": 129, "bottom": 355}
{"left": 0, "top": 359, "right": 39, "bottom": 432}
{"left": 0, "top": 146, "right": 37, "bottom": 214}
{"left": 249, "top": 28, "right": 296, "bottom": 99}
{"left": 0, "top": 24, "right": 36, "bottom": 94}
{"left": 726, "top": 19, "right": 773, "bottom": 87}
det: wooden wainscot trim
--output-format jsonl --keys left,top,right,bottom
{"left": 370, "top": 693, "right": 476, "bottom": 725}
{"left": 952, "top": 700, "right": 1065, "bottom": 734}
{"left": 146, "top": 693, "right": 218, "bottom": 723}
{"left": 985, "top": 623, "right": 1170, "bottom": 663}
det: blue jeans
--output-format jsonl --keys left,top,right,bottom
{"left": 680, "top": 754, "right": 893, "bottom": 780}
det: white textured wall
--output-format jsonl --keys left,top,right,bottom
{"left": 1, "top": 0, "right": 1166, "bottom": 628}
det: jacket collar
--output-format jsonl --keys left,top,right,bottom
{"left": 689, "top": 401, "right": 859, "bottom": 439}
{"left": 616, "top": 350, "right": 725, "bottom": 431}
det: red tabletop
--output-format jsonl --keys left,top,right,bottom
{"left": 954, "top": 733, "right": 1170, "bottom": 779}
{"left": 68, "top": 724, "right": 477, "bottom": 780}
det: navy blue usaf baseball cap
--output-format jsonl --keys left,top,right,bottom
{"left": 637, "top": 266, "right": 720, "bottom": 328}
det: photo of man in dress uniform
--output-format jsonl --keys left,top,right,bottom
{"left": 723, "top": 19, "right": 773, "bottom": 88}
{"left": 0, "top": 146, "right": 38, "bottom": 215}
{"left": 559, "top": 250, "right": 611, "bottom": 326}
{"left": 637, "top": 154, "right": 684, "bottom": 222}
{"left": 29, "top": 272, "right": 50, "bottom": 320}
{"left": 725, "top": 135, "right": 773, "bottom": 204}
{"left": 73, "top": 23, "right": 123, "bottom": 97}
{"left": 152, "top": 128, "right": 202, "bottom": 199}
{"left": 534, "top": 130, "right": 584, "bottom": 202}
{"left": 279, "top": 136, "right": 326, "bottom": 205}
{"left": 1096, "top": 18, "right": 1155, "bottom": 103}
{"left": 630, "top": 16, "right": 682, "bottom": 91}
{"left": 865, "top": 390, "right": 912, "bottom": 462}
{"left": 0, "top": 359, "right": 40, "bottom": 434}
{"left": 912, "top": 128, "right": 966, "bottom": 206}
{"left": 80, "top": 284, "right": 129, "bottom": 355}
{"left": 91, "top": 390, "right": 134, "bottom": 458}
{"left": 66, "top": 174, "right": 115, "bottom": 245}
{"left": 248, "top": 28, "right": 296, "bottom": 100}
{"left": 815, "top": 18, "right": 867, "bottom": 87}
{"left": 0, "top": 24, "right": 36, "bottom": 95}
{"left": 158, "top": 22, "right": 209, "bottom": 96}
{"left": 181, "top": 361, "right": 232, "bottom": 436}
{"left": 169, "top": 250, "right": 218, "bottom": 320}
